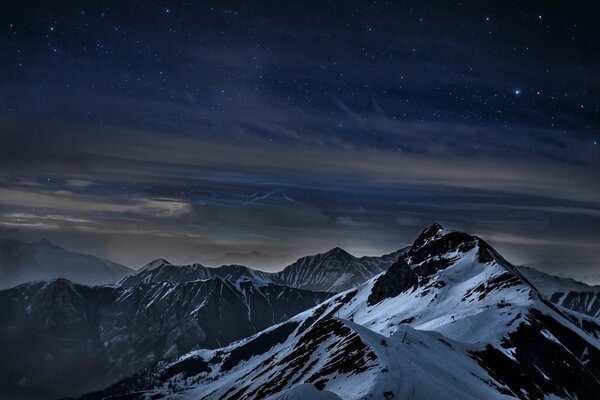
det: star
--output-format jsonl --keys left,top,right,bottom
{"left": 514, "top": 89, "right": 521, "bottom": 95}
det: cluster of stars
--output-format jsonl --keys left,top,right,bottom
{"left": 0, "top": 2, "right": 597, "bottom": 154}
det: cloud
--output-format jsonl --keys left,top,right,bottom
{"left": 65, "top": 179, "right": 95, "bottom": 187}
{"left": 0, "top": 188, "right": 191, "bottom": 217}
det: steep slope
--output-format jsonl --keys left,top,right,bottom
{"left": 0, "top": 238, "right": 133, "bottom": 289}
{"left": 519, "top": 265, "right": 600, "bottom": 319}
{"left": 83, "top": 318, "right": 510, "bottom": 400}
{"left": 0, "top": 277, "right": 330, "bottom": 400}
{"left": 84, "top": 224, "right": 600, "bottom": 400}
{"left": 274, "top": 247, "right": 407, "bottom": 292}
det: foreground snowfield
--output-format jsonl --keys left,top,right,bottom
{"left": 81, "top": 224, "right": 600, "bottom": 400}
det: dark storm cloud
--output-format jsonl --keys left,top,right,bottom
{"left": 0, "top": 1, "right": 598, "bottom": 273}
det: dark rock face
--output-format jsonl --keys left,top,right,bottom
{"left": 368, "top": 259, "right": 418, "bottom": 306}
{"left": 407, "top": 224, "right": 507, "bottom": 278}
{"left": 0, "top": 278, "right": 330, "bottom": 400}
{"left": 551, "top": 291, "right": 600, "bottom": 318}
{"left": 518, "top": 266, "right": 600, "bottom": 319}
{"left": 471, "top": 308, "right": 600, "bottom": 399}
{"left": 409, "top": 228, "right": 476, "bottom": 267}
{"left": 221, "top": 321, "right": 300, "bottom": 371}
{"left": 0, "top": 280, "right": 113, "bottom": 399}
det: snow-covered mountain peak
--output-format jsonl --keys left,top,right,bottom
{"left": 77, "top": 226, "right": 600, "bottom": 400}
{"left": 410, "top": 222, "right": 445, "bottom": 249}
{"left": 321, "top": 230, "right": 541, "bottom": 344}
{"left": 407, "top": 225, "right": 491, "bottom": 275}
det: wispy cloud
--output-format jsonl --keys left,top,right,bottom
{"left": 0, "top": 188, "right": 191, "bottom": 217}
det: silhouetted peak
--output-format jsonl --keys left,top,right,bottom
{"left": 141, "top": 258, "right": 172, "bottom": 271}
{"left": 324, "top": 247, "right": 353, "bottom": 258}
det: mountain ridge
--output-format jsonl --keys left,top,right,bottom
{"left": 79, "top": 224, "right": 600, "bottom": 400}
{"left": 125, "top": 246, "right": 409, "bottom": 293}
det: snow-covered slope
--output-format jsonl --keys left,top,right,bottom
{"left": 0, "top": 277, "right": 330, "bottom": 399}
{"left": 82, "top": 224, "right": 600, "bottom": 399}
{"left": 273, "top": 384, "right": 342, "bottom": 400}
{"left": 0, "top": 237, "right": 133, "bottom": 289}
{"left": 519, "top": 265, "right": 600, "bottom": 319}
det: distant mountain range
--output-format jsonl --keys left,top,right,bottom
{"left": 0, "top": 238, "right": 133, "bottom": 290}
{"left": 81, "top": 224, "right": 600, "bottom": 400}
{"left": 2, "top": 226, "right": 600, "bottom": 399}
{"left": 127, "top": 247, "right": 407, "bottom": 293}
{"left": 528, "top": 260, "right": 600, "bottom": 286}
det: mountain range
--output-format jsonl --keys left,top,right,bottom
{"left": 79, "top": 224, "right": 600, "bottom": 399}
{"left": 1, "top": 225, "right": 599, "bottom": 399}
{"left": 0, "top": 277, "right": 330, "bottom": 399}
{"left": 124, "top": 247, "right": 406, "bottom": 293}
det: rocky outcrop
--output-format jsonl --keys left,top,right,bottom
{"left": 368, "top": 259, "right": 418, "bottom": 305}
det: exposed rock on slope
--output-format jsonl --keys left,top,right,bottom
{"left": 519, "top": 265, "right": 600, "bottom": 318}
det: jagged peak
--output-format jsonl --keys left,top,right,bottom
{"left": 288, "top": 247, "right": 354, "bottom": 266}
{"left": 411, "top": 223, "right": 445, "bottom": 249}
{"left": 323, "top": 246, "right": 353, "bottom": 258}
{"left": 406, "top": 225, "right": 501, "bottom": 278}
{"left": 217, "top": 263, "right": 252, "bottom": 270}
{"left": 140, "top": 258, "right": 172, "bottom": 271}
{"left": 41, "top": 277, "right": 80, "bottom": 294}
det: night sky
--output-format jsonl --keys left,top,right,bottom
{"left": 1, "top": 1, "right": 599, "bottom": 276}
